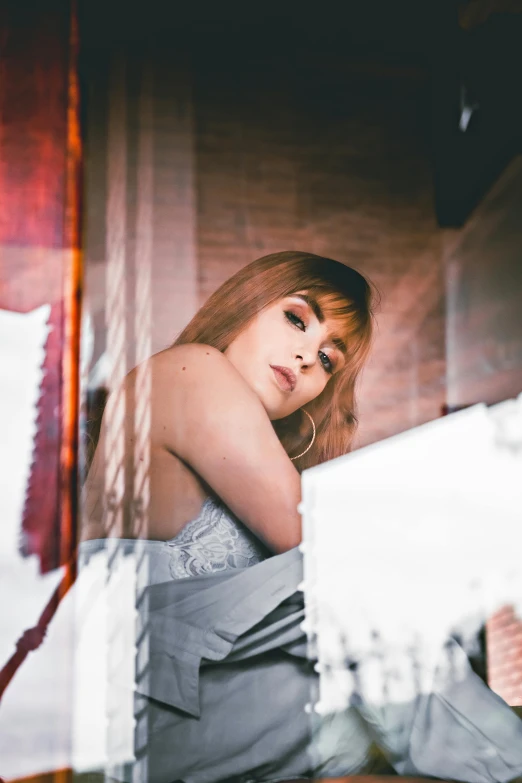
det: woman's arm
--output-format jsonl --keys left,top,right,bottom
{"left": 149, "top": 344, "right": 302, "bottom": 554}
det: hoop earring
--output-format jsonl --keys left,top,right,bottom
{"left": 290, "top": 409, "right": 316, "bottom": 461}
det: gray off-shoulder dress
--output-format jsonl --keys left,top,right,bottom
{"left": 79, "top": 496, "right": 522, "bottom": 783}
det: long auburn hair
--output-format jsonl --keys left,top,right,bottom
{"left": 173, "top": 251, "right": 376, "bottom": 471}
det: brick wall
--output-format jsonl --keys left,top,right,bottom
{"left": 84, "top": 49, "right": 448, "bottom": 449}
{"left": 488, "top": 607, "right": 522, "bottom": 707}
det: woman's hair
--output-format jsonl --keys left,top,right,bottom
{"left": 174, "top": 251, "right": 377, "bottom": 471}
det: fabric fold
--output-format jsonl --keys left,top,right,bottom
{"left": 135, "top": 547, "right": 304, "bottom": 717}
{"left": 100, "top": 543, "right": 522, "bottom": 783}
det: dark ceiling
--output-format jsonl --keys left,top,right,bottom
{"left": 80, "top": 0, "right": 443, "bottom": 58}
{"left": 79, "top": 0, "right": 522, "bottom": 226}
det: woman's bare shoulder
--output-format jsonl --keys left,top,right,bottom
{"left": 149, "top": 343, "right": 258, "bottom": 402}
{"left": 152, "top": 343, "right": 221, "bottom": 364}
{"left": 152, "top": 343, "right": 229, "bottom": 371}
{"left": 147, "top": 343, "right": 265, "bottom": 449}
{"left": 148, "top": 344, "right": 301, "bottom": 553}
{"left": 139, "top": 344, "right": 301, "bottom": 553}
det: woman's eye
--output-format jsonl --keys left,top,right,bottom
{"left": 285, "top": 310, "right": 305, "bottom": 331}
{"left": 319, "top": 351, "right": 333, "bottom": 374}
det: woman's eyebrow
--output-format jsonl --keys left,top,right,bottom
{"left": 332, "top": 336, "right": 347, "bottom": 354}
{"left": 293, "top": 295, "right": 347, "bottom": 354}
{"left": 294, "top": 294, "right": 324, "bottom": 322}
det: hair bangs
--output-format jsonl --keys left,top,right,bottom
{"left": 304, "top": 286, "right": 371, "bottom": 365}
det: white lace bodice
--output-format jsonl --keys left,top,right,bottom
{"left": 165, "top": 496, "right": 269, "bottom": 579}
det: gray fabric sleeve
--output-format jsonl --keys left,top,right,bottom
{"left": 353, "top": 639, "right": 522, "bottom": 783}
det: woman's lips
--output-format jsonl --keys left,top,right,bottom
{"left": 270, "top": 365, "right": 296, "bottom": 392}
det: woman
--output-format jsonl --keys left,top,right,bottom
{"left": 80, "top": 252, "right": 522, "bottom": 783}
{"left": 82, "top": 250, "right": 374, "bottom": 552}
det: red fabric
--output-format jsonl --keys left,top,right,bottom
{"left": 20, "top": 301, "right": 65, "bottom": 574}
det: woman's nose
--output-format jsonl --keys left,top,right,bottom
{"left": 295, "top": 347, "right": 316, "bottom": 368}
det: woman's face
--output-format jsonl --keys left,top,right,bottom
{"left": 225, "top": 293, "right": 347, "bottom": 420}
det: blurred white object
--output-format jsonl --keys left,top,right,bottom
{"left": 73, "top": 546, "right": 137, "bottom": 773}
{"left": 0, "top": 305, "right": 51, "bottom": 557}
{"left": 80, "top": 308, "right": 94, "bottom": 382}
{"left": 301, "top": 396, "right": 522, "bottom": 712}
{"left": 0, "top": 304, "right": 74, "bottom": 781}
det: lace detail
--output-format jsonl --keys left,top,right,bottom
{"left": 164, "top": 497, "right": 268, "bottom": 579}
